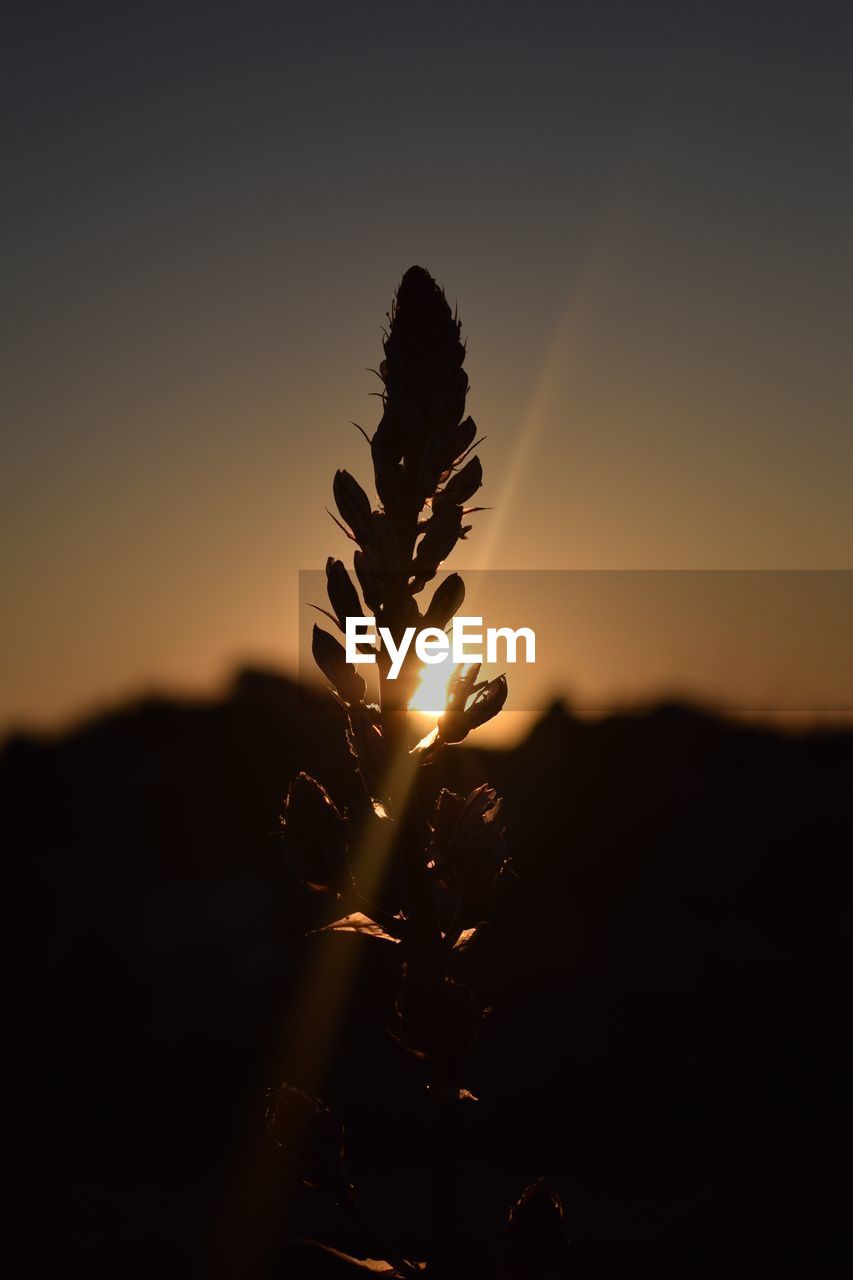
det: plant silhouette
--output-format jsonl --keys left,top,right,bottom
{"left": 273, "top": 268, "right": 566, "bottom": 1277}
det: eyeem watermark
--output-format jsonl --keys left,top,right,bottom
{"left": 345, "top": 616, "right": 536, "bottom": 680}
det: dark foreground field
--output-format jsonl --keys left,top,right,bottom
{"left": 3, "top": 669, "right": 851, "bottom": 1276}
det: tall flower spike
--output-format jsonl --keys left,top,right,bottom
{"left": 279, "top": 269, "right": 512, "bottom": 1276}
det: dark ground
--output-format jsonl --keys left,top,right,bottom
{"left": 3, "top": 668, "right": 852, "bottom": 1277}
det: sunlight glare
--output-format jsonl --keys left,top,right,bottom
{"left": 408, "top": 657, "right": 454, "bottom": 716}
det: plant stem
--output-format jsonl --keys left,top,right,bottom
{"left": 429, "top": 1085, "right": 461, "bottom": 1279}
{"left": 442, "top": 902, "right": 466, "bottom": 953}
{"left": 379, "top": 673, "right": 440, "bottom": 965}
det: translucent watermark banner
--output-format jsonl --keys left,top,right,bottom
{"left": 299, "top": 570, "right": 853, "bottom": 729}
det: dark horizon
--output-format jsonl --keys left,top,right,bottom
{"left": 5, "top": 649, "right": 852, "bottom": 1275}
{"left": 6, "top": 653, "right": 853, "bottom": 757}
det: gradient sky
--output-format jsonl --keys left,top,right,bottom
{"left": 2, "top": 2, "right": 851, "bottom": 735}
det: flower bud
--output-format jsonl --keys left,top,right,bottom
{"left": 346, "top": 702, "right": 391, "bottom": 815}
{"left": 325, "top": 558, "right": 362, "bottom": 630}
{"left": 438, "top": 670, "right": 508, "bottom": 744}
{"left": 417, "top": 416, "right": 477, "bottom": 498}
{"left": 498, "top": 1178, "right": 568, "bottom": 1280}
{"left": 464, "top": 673, "right": 508, "bottom": 731}
{"left": 424, "top": 573, "right": 465, "bottom": 630}
{"left": 382, "top": 267, "right": 466, "bottom": 415}
{"left": 418, "top": 433, "right": 450, "bottom": 498}
{"left": 394, "top": 962, "right": 479, "bottom": 1063}
{"left": 438, "top": 416, "right": 478, "bottom": 477}
{"left": 333, "top": 469, "right": 373, "bottom": 546}
{"left": 265, "top": 1082, "right": 351, "bottom": 1197}
{"left": 445, "top": 660, "right": 481, "bottom": 702}
{"left": 312, "top": 625, "right": 366, "bottom": 705}
{"left": 353, "top": 548, "right": 384, "bottom": 613}
{"left": 412, "top": 507, "right": 467, "bottom": 586}
{"left": 437, "top": 661, "right": 482, "bottom": 739}
{"left": 371, "top": 432, "right": 409, "bottom": 517}
{"left": 427, "top": 784, "right": 506, "bottom": 902}
{"left": 371, "top": 404, "right": 405, "bottom": 470}
{"left": 280, "top": 772, "right": 351, "bottom": 895}
{"left": 368, "top": 510, "right": 400, "bottom": 574}
{"left": 432, "top": 456, "right": 482, "bottom": 515}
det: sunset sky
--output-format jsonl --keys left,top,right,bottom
{"left": 2, "top": 2, "right": 851, "bottom": 736}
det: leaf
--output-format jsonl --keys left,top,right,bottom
{"left": 313, "top": 912, "right": 401, "bottom": 944}
{"left": 351, "top": 421, "right": 373, "bottom": 445}
{"left": 409, "top": 725, "right": 439, "bottom": 760}
{"left": 309, "top": 602, "right": 344, "bottom": 632}
{"left": 453, "top": 927, "right": 479, "bottom": 951}
{"left": 326, "top": 506, "right": 358, "bottom": 542}
{"left": 306, "top": 1248, "right": 397, "bottom": 1273}
{"left": 454, "top": 433, "right": 486, "bottom": 468}
{"left": 291, "top": 1241, "right": 422, "bottom": 1275}
{"left": 290, "top": 1244, "right": 412, "bottom": 1274}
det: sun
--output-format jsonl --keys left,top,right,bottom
{"left": 408, "top": 657, "right": 454, "bottom": 717}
